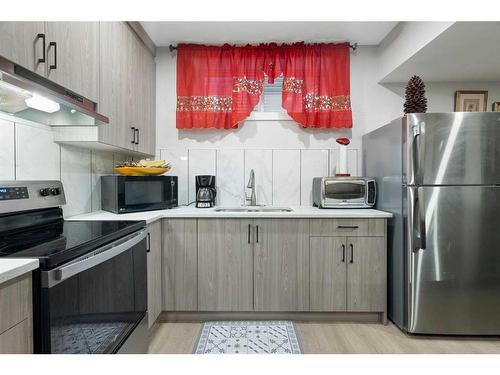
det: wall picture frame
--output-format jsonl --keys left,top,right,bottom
{"left": 492, "top": 102, "right": 500, "bottom": 112}
{"left": 454, "top": 90, "right": 488, "bottom": 112}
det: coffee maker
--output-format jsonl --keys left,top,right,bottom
{"left": 195, "top": 175, "right": 216, "bottom": 208}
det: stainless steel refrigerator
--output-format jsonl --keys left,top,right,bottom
{"left": 363, "top": 112, "right": 500, "bottom": 335}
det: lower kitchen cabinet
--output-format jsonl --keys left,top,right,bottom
{"left": 253, "top": 219, "right": 310, "bottom": 311}
{"left": 309, "top": 233, "right": 386, "bottom": 314}
{"left": 310, "top": 237, "right": 347, "bottom": 311}
{"left": 346, "top": 236, "right": 386, "bottom": 312}
{"left": 0, "top": 273, "right": 33, "bottom": 354}
{"left": 162, "top": 219, "right": 198, "bottom": 311}
{"left": 146, "top": 221, "right": 162, "bottom": 328}
{"left": 158, "top": 217, "right": 387, "bottom": 321}
{"left": 197, "top": 219, "right": 253, "bottom": 311}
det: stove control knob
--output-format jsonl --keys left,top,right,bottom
{"left": 50, "top": 188, "right": 61, "bottom": 196}
{"left": 39, "top": 188, "right": 51, "bottom": 197}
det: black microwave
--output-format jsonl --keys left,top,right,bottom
{"left": 101, "top": 175, "right": 178, "bottom": 214}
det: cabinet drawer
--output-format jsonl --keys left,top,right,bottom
{"left": 0, "top": 274, "right": 32, "bottom": 335}
{"left": 310, "top": 218, "right": 385, "bottom": 237}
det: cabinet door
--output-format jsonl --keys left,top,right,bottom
{"left": 0, "top": 22, "right": 45, "bottom": 75}
{"left": 346, "top": 236, "right": 386, "bottom": 312}
{"left": 162, "top": 219, "right": 198, "bottom": 311}
{"left": 45, "top": 22, "right": 99, "bottom": 102}
{"left": 198, "top": 219, "right": 253, "bottom": 311}
{"left": 137, "top": 47, "right": 156, "bottom": 155}
{"left": 0, "top": 320, "right": 31, "bottom": 354}
{"left": 146, "top": 221, "right": 162, "bottom": 328}
{"left": 254, "top": 219, "right": 310, "bottom": 311}
{"left": 98, "top": 22, "right": 134, "bottom": 151}
{"left": 310, "top": 237, "right": 347, "bottom": 312}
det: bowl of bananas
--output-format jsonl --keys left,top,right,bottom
{"left": 115, "top": 159, "right": 172, "bottom": 176}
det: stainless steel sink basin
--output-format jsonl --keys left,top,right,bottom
{"left": 214, "top": 206, "right": 293, "bottom": 212}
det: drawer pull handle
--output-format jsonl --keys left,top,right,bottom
{"left": 37, "top": 33, "right": 46, "bottom": 63}
{"left": 131, "top": 127, "right": 136, "bottom": 144}
{"left": 248, "top": 223, "right": 251, "bottom": 244}
{"left": 256, "top": 225, "right": 259, "bottom": 243}
{"left": 337, "top": 225, "right": 359, "bottom": 230}
{"left": 49, "top": 41, "right": 57, "bottom": 70}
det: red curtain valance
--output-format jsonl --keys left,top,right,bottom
{"left": 176, "top": 42, "right": 352, "bottom": 130}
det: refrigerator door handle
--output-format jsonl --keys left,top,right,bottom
{"left": 417, "top": 187, "right": 427, "bottom": 250}
{"left": 410, "top": 121, "right": 426, "bottom": 185}
{"left": 411, "top": 187, "right": 427, "bottom": 252}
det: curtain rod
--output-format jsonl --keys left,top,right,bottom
{"left": 168, "top": 42, "right": 358, "bottom": 52}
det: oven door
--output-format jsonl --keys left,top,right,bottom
{"left": 38, "top": 230, "right": 147, "bottom": 354}
{"left": 323, "top": 180, "right": 367, "bottom": 206}
{"left": 117, "top": 176, "right": 177, "bottom": 213}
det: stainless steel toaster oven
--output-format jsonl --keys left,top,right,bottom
{"left": 312, "top": 177, "right": 376, "bottom": 208}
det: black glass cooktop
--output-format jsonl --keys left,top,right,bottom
{"left": 0, "top": 218, "right": 146, "bottom": 269}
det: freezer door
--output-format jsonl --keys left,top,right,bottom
{"left": 407, "top": 185, "right": 500, "bottom": 334}
{"left": 406, "top": 113, "right": 500, "bottom": 186}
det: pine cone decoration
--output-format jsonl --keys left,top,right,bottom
{"left": 404, "top": 76, "right": 427, "bottom": 114}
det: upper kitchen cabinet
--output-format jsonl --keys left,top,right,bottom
{"left": 98, "top": 22, "right": 131, "bottom": 150}
{"left": 44, "top": 22, "right": 99, "bottom": 102}
{"left": 0, "top": 22, "right": 45, "bottom": 75}
{"left": 136, "top": 41, "right": 156, "bottom": 155}
{"left": 98, "top": 22, "right": 156, "bottom": 155}
{"left": 0, "top": 22, "right": 99, "bottom": 102}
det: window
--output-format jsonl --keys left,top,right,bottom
{"left": 253, "top": 76, "right": 286, "bottom": 113}
{"left": 248, "top": 76, "right": 290, "bottom": 121}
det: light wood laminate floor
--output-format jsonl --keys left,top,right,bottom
{"left": 149, "top": 322, "right": 500, "bottom": 354}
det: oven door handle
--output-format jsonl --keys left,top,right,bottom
{"left": 42, "top": 230, "right": 146, "bottom": 288}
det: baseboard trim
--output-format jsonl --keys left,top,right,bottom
{"left": 160, "top": 311, "right": 383, "bottom": 323}
{"left": 148, "top": 319, "right": 161, "bottom": 338}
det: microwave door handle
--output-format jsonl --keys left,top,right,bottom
{"left": 42, "top": 230, "right": 146, "bottom": 288}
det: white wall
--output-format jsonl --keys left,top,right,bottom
{"left": 377, "top": 22, "right": 454, "bottom": 82}
{"left": 383, "top": 81, "right": 500, "bottom": 113}
{"left": 155, "top": 46, "right": 402, "bottom": 206}
{"left": 0, "top": 113, "right": 133, "bottom": 217}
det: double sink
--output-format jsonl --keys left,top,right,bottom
{"left": 214, "top": 206, "right": 293, "bottom": 213}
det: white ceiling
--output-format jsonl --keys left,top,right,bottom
{"left": 382, "top": 22, "right": 500, "bottom": 83}
{"left": 141, "top": 22, "right": 398, "bottom": 47}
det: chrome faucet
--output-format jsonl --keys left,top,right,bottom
{"left": 245, "top": 169, "right": 257, "bottom": 206}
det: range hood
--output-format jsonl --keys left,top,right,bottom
{"left": 0, "top": 56, "right": 108, "bottom": 126}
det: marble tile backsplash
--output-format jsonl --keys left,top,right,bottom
{"left": 0, "top": 118, "right": 134, "bottom": 217}
{"left": 159, "top": 147, "right": 359, "bottom": 206}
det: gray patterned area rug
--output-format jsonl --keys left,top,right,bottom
{"left": 194, "top": 320, "right": 302, "bottom": 354}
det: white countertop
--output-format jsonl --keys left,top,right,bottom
{"left": 67, "top": 206, "right": 392, "bottom": 224}
{"left": 0, "top": 259, "right": 39, "bottom": 285}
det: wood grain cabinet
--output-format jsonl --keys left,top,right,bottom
{"left": 0, "top": 21, "right": 156, "bottom": 155}
{"left": 309, "top": 219, "right": 387, "bottom": 317}
{"left": 0, "top": 22, "right": 45, "bottom": 75}
{"left": 162, "top": 219, "right": 198, "bottom": 311}
{"left": 159, "top": 217, "right": 387, "bottom": 321}
{"left": 0, "top": 273, "right": 33, "bottom": 354}
{"left": 346, "top": 236, "right": 385, "bottom": 312}
{"left": 310, "top": 237, "right": 347, "bottom": 311}
{"left": 253, "top": 219, "right": 310, "bottom": 311}
{"left": 197, "top": 219, "right": 253, "bottom": 311}
{"left": 98, "top": 22, "right": 156, "bottom": 154}
{"left": 146, "top": 221, "right": 162, "bottom": 328}
{"left": 0, "top": 22, "right": 99, "bottom": 102}
{"left": 44, "top": 22, "right": 99, "bottom": 102}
